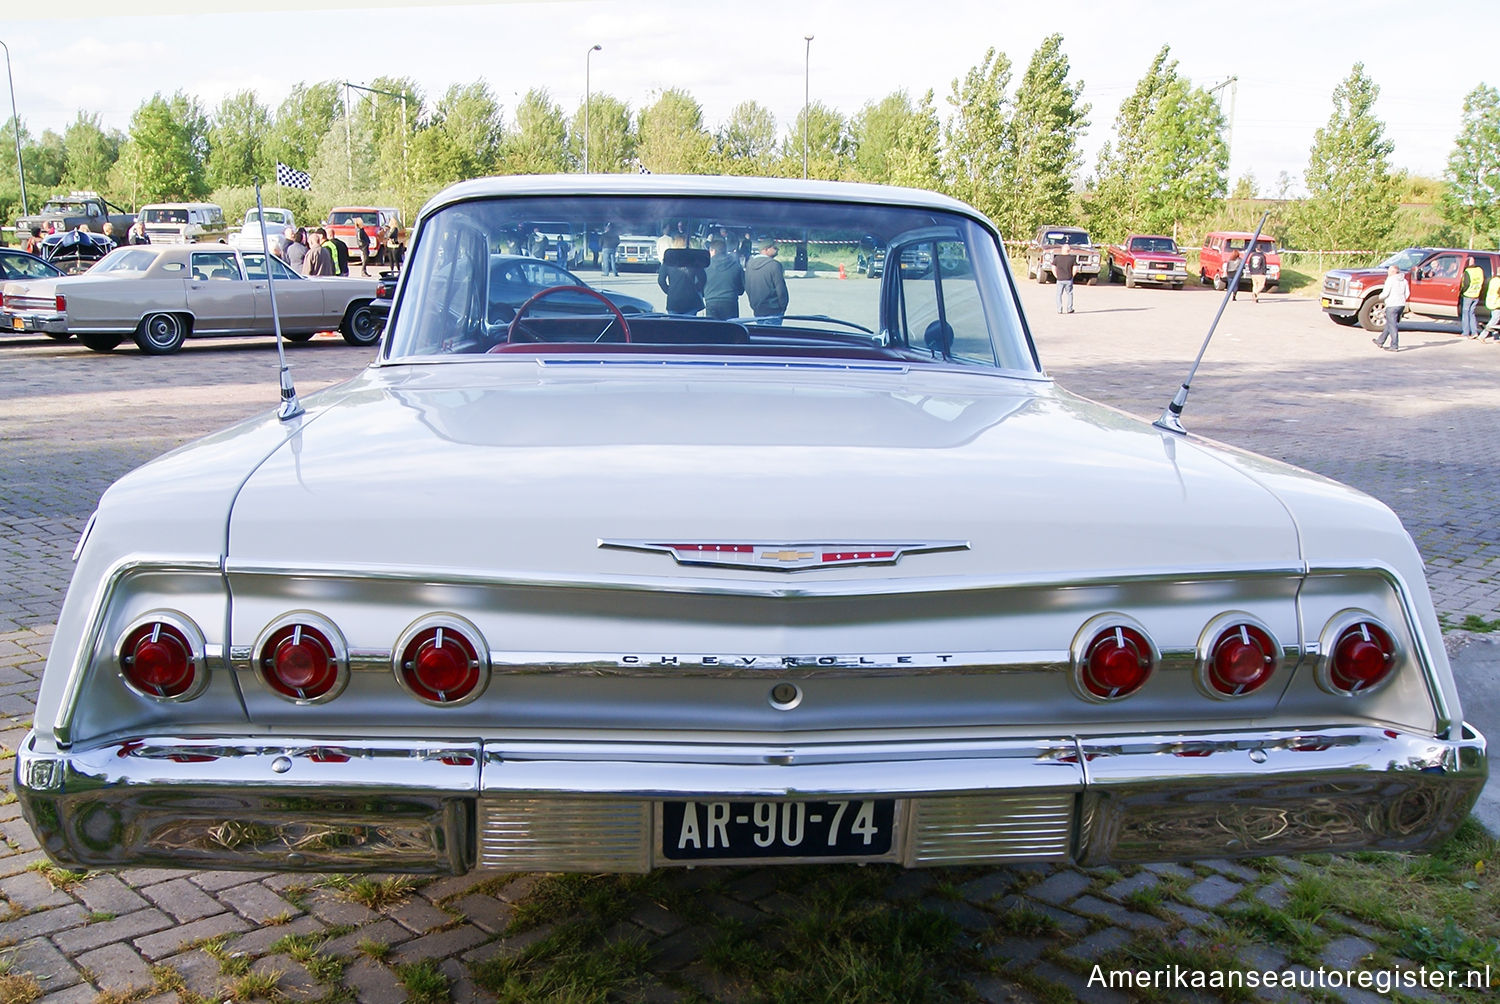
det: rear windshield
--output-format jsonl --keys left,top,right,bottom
{"left": 143, "top": 209, "right": 189, "bottom": 224}
{"left": 92, "top": 248, "right": 159, "bottom": 273}
{"left": 1129, "top": 237, "right": 1178, "bottom": 254}
{"left": 1042, "top": 231, "right": 1089, "bottom": 245}
{"left": 329, "top": 211, "right": 376, "bottom": 226}
{"left": 385, "top": 193, "right": 1037, "bottom": 373}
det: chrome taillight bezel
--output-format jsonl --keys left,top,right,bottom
{"left": 1316, "top": 609, "right": 1402, "bottom": 698}
{"left": 392, "top": 613, "right": 491, "bottom": 707}
{"left": 1195, "top": 612, "right": 1282, "bottom": 700}
{"left": 115, "top": 611, "right": 209, "bottom": 702}
{"left": 253, "top": 611, "right": 350, "bottom": 705}
{"left": 1070, "top": 612, "right": 1159, "bottom": 703}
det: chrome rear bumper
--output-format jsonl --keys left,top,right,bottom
{"left": 16, "top": 724, "right": 1486, "bottom": 873}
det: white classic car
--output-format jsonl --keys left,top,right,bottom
{"left": 227, "top": 206, "right": 296, "bottom": 251}
{"left": 0, "top": 243, "right": 382, "bottom": 353}
{"left": 14, "top": 176, "right": 1485, "bottom": 875}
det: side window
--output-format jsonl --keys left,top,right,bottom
{"left": 243, "top": 253, "right": 298, "bottom": 280}
{"left": 191, "top": 251, "right": 241, "bottom": 280}
{"left": 891, "top": 237, "right": 995, "bottom": 366}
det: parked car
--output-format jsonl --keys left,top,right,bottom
{"left": 486, "top": 254, "right": 653, "bottom": 316}
{"left": 38, "top": 230, "right": 117, "bottom": 274}
{"left": 15, "top": 190, "right": 134, "bottom": 241}
{"left": 227, "top": 207, "right": 296, "bottom": 252}
{"left": 0, "top": 246, "right": 64, "bottom": 281}
{"left": 138, "top": 203, "right": 231, "bottom": 244}
{"left": 0, "top": 244, "right": 381, "bottom": 353}
{"left": 327, "top": 207, "right": 403, "bottom": 265}
{"left": 1199, "top": 231, "right": 1281, "bottom": 290}
{"left": 14, "top": 176, "right": 1484, "bottom": 877}
{"left": 1105, "top": 235, "right": 1189, "bottom": 289}
{"left": 1026, "top": 226, "right": 1100, "bottom": 284}
{"left": 1321, "top": 248, "right": 1498, "bottom": 331}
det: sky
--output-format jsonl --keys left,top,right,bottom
{"left": 5, "top": 0, "right": 1497, "bottom": 197}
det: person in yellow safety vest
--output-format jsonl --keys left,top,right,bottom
{"left": 1480, "top": 271, "right": 1500, "bottom": 340}
{"left": 1460, "top": 256, "right": 1486, "bottom": 339}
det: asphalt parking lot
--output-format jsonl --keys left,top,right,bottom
{"left": 0, "top": 276, "right": 1496, "bottom": 1001}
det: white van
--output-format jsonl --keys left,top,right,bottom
{"left": 139, "top": 203, "right": 231, "bottom": 244}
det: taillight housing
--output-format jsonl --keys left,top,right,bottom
{"left": 116, "top": 613, "right": 207, "bottom": 701}
{"left": 375, "top": 283, "right": 389, "bottom": 298}
{"left": 1198, "top": 615, "right": 1280, "bottom": 698}
{"left": 1072, "top": 615, "right": 1156, "bottom": 701}
{"left": 394, "top": 615, "right": 489, "bottom": 706}
{"left": 1318, "top": 612, "right": 1400, "bottom": 696}
{"left": 255, "top": 614, "right": 348, "bottom": 704}
{"left": 55, "top": 294, "right": 67, "bottom": 312}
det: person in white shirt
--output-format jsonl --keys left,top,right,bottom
{"left": 1373, "top": 265, "right": 1408, "bottom": 352}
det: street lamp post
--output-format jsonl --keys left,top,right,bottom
{"left": 0, "top": 39, "right": 27, "bottom": 217}
{"left": 585, "top": 44, "right": 602, "bottom": 173}
{"left": 802, "top": 35, "right": 814, "bottom": 181}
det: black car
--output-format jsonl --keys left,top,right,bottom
{"left": 0, "top": 247, "right": 64, "bottom": 281}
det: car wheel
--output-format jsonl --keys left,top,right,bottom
{"left": 1356, "top": 294, "right": 1385, "bottom": 331}
{"left": 1124, "top": 270, "right": 1136, "bottom": 289}
{"left": 1172, "top": 282, "right": 1184, "bottom": 290}
{"left": 341, "top": 303, "right": 381, "bottom": 346}
{"left": 1329, "top": 313, "right": 1360, "bottom": 326}
{"left": 1036, "top": 264, "right": 1047, "bottom": 284}
{"left": 1213, "top": 275, "right": 1226, "bottom": 291}
{"left": 45, "top": 332, "right": 71, "bottom": 342}
{"left": 1199, "top": 272, "right": 1211, "bottom": 286}
{"left": 134, "top": 312, "right": 187, "bottom": 354}
{"left": 284, "top": 331, "right": 317, "bottom": 343}
{"left": 78, "top": 332, "right": 122, "bottom": 352}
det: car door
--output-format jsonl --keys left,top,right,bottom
{"left": 1407, "top": 252, "right": 1463, "bottom": 319}
{"left": 187, "top": 250, "right": 255, "bottom": 333}
{"left": 244, "top": 252, "right": 325, "bottom": 333}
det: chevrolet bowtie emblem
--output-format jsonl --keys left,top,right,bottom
{"left": 598, "top": 539, "right": 971, "bottom": 572}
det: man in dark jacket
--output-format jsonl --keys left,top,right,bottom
{"left": 354, "top": 217, "right": 373, "bottom": 276}
{"left": 323, "top": 224, "right": 350, "bottom": 277}
{"left": 305, "top": 229, "right": 335, "bottom": 276}
{"left": 745, "top": 241, "right": 788, "bottom": 324}
{"left": 703, "top": 238, "right": 744, "bottom": 319}
{"left": 657, "top": 236, "right": 705, "bottom": 315}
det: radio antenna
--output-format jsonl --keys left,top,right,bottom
{"left": 254, "top": 180, "right": 303, "bottom": 421}
{"left": 1154, "top": 211, "right": 1269, "bottom": 436}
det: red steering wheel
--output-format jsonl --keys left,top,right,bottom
{"left": 506, "top": 285, "right": 631, "bottom": 344}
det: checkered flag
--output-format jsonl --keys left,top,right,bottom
{"left": 275, "top": 162, "right": 312, "bottom": 190}
{"left": 633, "top": 158, "right": 652, "bottom": 175}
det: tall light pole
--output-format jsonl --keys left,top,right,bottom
{"left": 0, "top": 39, "right": 27, "bottom": 217}
{"left": 802, "top": 35, "right": 814, "bottom": 181}
{"left": 585, "top": 44, "right": 602, "bottom": 173}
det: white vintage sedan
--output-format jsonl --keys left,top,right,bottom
{"left": 0, "top": 243, "right": 381, "bottom": 353}
{"left": 14, "top": 176, "right": 1485, "bottom": 875}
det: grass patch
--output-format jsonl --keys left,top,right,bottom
{"left": 322, "top": 875, "right": 414, "bottom": 911}
{"left": 228, "top": 968, "right": 284, "bottom": 1000}
{"left": 24, "top": 861, "right": 86, "bottom": 890}
{"left": 1272, "top": 266, "right": 1319, "bottom": 293}
{"left": 0, "top": 956, "right": 41, "bottom": 1004}
{"left": 356, "top": 938, "right": 391, "bottom": 961}
{"left": 394, "top": 959, "right": 450, "bottom": 1003}
{"left": 1457, "top": 614, "right": 1500, "bottom": 633}
{"left": 990, "top": 903, "right": 1060, "bottom": 937}
{"left": 1097, "top": 934, "right": 1258, "bottom": 1002}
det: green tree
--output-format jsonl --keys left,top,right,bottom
{"left": 429, "top": 82, "right": 504, "bottom": 181}
{"left": 119, "top": 92, "right": 210, "bottom": 202}
{"left": 25, "top": 128, "right": 67, "bottom": 193}
{"left": 1231, "top": 172, "right": 1258, "bottom": 200}
{"left": 782, "top": 102, "right": 850, "bottom": 180}
{"left": 1293, "top": 63, "right": 1401, "bottom": 251}
{"left": 208, "top": 90, "right": 272, "bottom": 188}
{"left": 999, "top": 34, "right": 1089, "bottom": 241}
{"left": 1440, "top": 84, "right": 1500, "bottom": 246}
{"left": 362, "top": 75, "right": 423, "bottom": 188}
{"left": 568, "top": 93, "right": 632, "bottom": 173}
{"left": 62, "top": 113, "right": 121, "bottom": 195}
{"left": 636, "top": 89, "right": 713, "bottom": 174}
{"left": 941, "top": 47, "right": 1012, "bottom": 222}
{"left": 1088, "top": 45, "right": 1179, "bottom": 237}
{"left": 502, "top": 89, "right": 568, "bottom": 174}
{"left": 716, "top": 101, "right": 777, "bottom": 175}
{"left": 887, "top": 90, "right": 942, "bottom": 191}
{"left": 1136, "top": 78, "right": 1227, "bottom": 235}
{"left": 852, "top": 92, "right": 926, "bottom": 184}
{"left": 270, "top": 82, "right": 342, "bottom": 174}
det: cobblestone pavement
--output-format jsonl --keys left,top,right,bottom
{"left": 1, "top": 285, "right": 1496, "bottom": 1003}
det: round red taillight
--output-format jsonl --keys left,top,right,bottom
{"left": 1080, "top": 625, "right": 1154, "bottom": 700}
{"left": 1206, "top": 623, "right": 1278, "bottom": 696}
{"left": 120, "top": 621, "right": 198, "bottom": 699}
{"left": 1329, "top": 621, "right": 1397, "bottom": 693}
{"left": 259, "top": 623, "right": 342, "bottom": 702}
{"left": 399, "top": 626, "right": 483, "bottom": 704}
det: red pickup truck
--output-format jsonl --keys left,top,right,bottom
{"left": 1105, "top": 235, "right": 1189, "bottom": 289}
{"left": 1322, "top": 247, "right": 1500, "bottom": 331}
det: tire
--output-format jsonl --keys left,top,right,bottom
{"left": 79, "top": 332, "right": 122, "bottom": 352}
{"left": 340, "top": 302, "right": 381, "bottom": 346}
{"left": 1213, "top": 275, "right": 1226, "bottom": 291}
{"left": 1036, "top": 263, "right": 1047, "bottom": 284}
{"left": 1356, "top": 294, "right": 1385, "bottom": 332}
{"left": 134, "top": 313, "right": 187, "bottom": 354}
{"left": 1172, "top": 282, "right": 1184, "bottom": 290}
{"left": 1329, "top": 313, "right": 1360, "bottom": 326}
{"left": 1199, "top": 272, "right": 1211, "bottom": 286}
{"left": 45, "top": 332, "right": 71, "bottom": 341}
{"left": 1124, "top": 270, "right": 1136, "bottom": 289}
{"left": 284, "top": 331, "right": 316, "bottom": 343}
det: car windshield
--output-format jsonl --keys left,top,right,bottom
{"left": 43, "top": 201, "right": 90, "bottom": 215}
{"left": 143, "top": 209, "right": 189, "bottom": 224}
{"left": 1225, "top": 238, "right": 1276, "bottom": 253}
{"left": 1043, "top": 231, "right": 1088, "bottom": 245}
{"left": 1381, "top": 248, "right": 1430, "bottom": 271}
{"left": 1130, "top": 237, "right": 1178, "bottom": 253}
{"left": 329, "top": 211, "right": 374, "bottom": 226}
{"left": 91, "top": 248, "right": 159, "bottom": 273}
{"left": 246, "top": 210, "right": 289, "bottom": 226}
{"left": 384, "top": 194, "right": 1033, "bottom": 372}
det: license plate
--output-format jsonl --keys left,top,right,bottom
{"left": 625, "top": 256, "right": 639, "bottom": 263}
{"left": 661, "top": 799, "right": 895, "bottom": 861}
{"left": 11, "top": 317, "right": 23, "bottom": 331}
{"left": 1321, "top": 298, "right": 1331, "bottom": 307}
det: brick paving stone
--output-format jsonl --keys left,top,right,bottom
{"left": 920, "top": 895, "right": 995, "bottom": 933}
{"left": 1026, "top": 869, "right": 1091, "bottom": 906}
{"left": 1161, "top": 901, "right": 1222, "bottom": 931}
{"left": 251, "top": 953, "right": 319, "bottom": 997}
{"left": 650, "top": 926, "right": 713, "bottom": 970}
{"left": 1321, "top": 934, "right": 1378, "bottom": 970}
{"left": 993, "top": 896, "right": 1090, "bottom": 937}
{"left": 1255, "top": 879, "right": 1291, "bottom": 910}
{"left": 139, "top": 876, "right": 230, "bottom": 922}
{"left": 1142, "top": 861, "right": 1196, "bottom": 881}
{"left": 983, "top": 936, "right": 1049, "bottom": 970}
{"left": 133, "top": 911, "right": 252, "bottom": 961}
{"left": 958, "top": 870, "right": 1017, "bottom": 904}
{"left": 389, "top": 922, "right": 490, "bottom": 964}
{"left": 0, "top": 869, "right": 75, "bottom": 911}
{"left": 387, "top": 896, "right": 454, "bottom": 934}
{"left": 217, "top": 880, "right": 300, "bottom": 923}
{"left": 114, "top": 866, "right": 194, "bottom": 886}
{"left": 0, "top": 904, "right": 90, "bottom": 942}
{"left": 228, "top": 914, "right": 325, "bottom": 957}
{"left": 153, "top": 948, "right": 231, "bottom": 999}
{"left": 445, "top": 892, "right": 513, "bottom": 934}
{"left": 629, "top": 898, "right": 687, "bottom": 937}
{"left": 1060, "top": 925, "right": 1133, "bottom": 964}
{"left": 190, "top": 869, "right": 258, "bottom": 893}
{"left": 74, "top": 872, "right": 149, "bottom": 916}
{"left": 1184, "top": 874, "right": 1243, "bottom": 910}
{"left": 73, "top": 941, "right": 153, "bottom": 994}
{"left": 6, "top": 937, "right": 83, "bottom": 992}
{"left": 322, "top": 918, "right": 413, "bottom": 959}
{"left": 439, "top": 957, "right": 482, "bottom": 1004}
{"left": 305, "top": 887, "right": 383, "bottom": 927}
{"left": 415, "top": 872, "right": 496, "bottom": 903}
{"left": 1200, "top": 858, "right": 1261, "bottom": 881}
{"left": 34, "top": 986, "right": 97, "bottom": 1004}
{"left": 1067, "top": 894, "right": 1167, "bottom": 932}
{"left": 343, "top": 957, "right": 407, "bottom": 1004}
{"left": 972, "top": 974, "right": 1046, "bottom": 1003}
{"left": 1029, "top": 961, "right": 1131, "bottom": 1004}
{"left": 52, "top": 907, "right": 175, "bottom": 955}
{"left": 1102, "top": 871, "right": 1160, "bottom": 902}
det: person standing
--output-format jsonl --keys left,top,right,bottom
{"left": 354, "top": 217, "right": 372, "bottom": 276}
{"left": 324, "top": 225, "right": 350, "bottom": 277}
{"left": 127, "top": 220, "right": 150, "bottom": 245}
{"left": 305, "top": 229, "right": 335, "bottom": 276}
{"left": 1481, "top": 271, "right": 1500, "bottom": 340}
{"left": 23, "top": 226, "right": 43, "bottom": 254}
{"left": 745, "top": 241, "right": 789, "bottom": 324}
{"left": 1460, "top": 256, "right": 1485, "bottom": 338}
{"left": 738, "top": 230, "right": 753, "bottom": 268}
{"left": 600, "top": 222, "right": 619, "bottom": 277}
{"left": 703, "top": 238, "right": 745, "bottom": 319}
{"left": 1246, "top": 245, "right": 1268, "bottom": 303}
{"left": 282, "top": 227, "right": 308, "bottom": 272}
{"left": 657, "top": 236, "right": 705, "bottom": 315}
{"left": 1052, "top": 250, "right": 1077, "bottom": 314}
{"left": 100, "top": 222, "right": 118, "bottom": 249}
{"left": 1372, "top": 265, "right": 1408, "bottom": 352}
